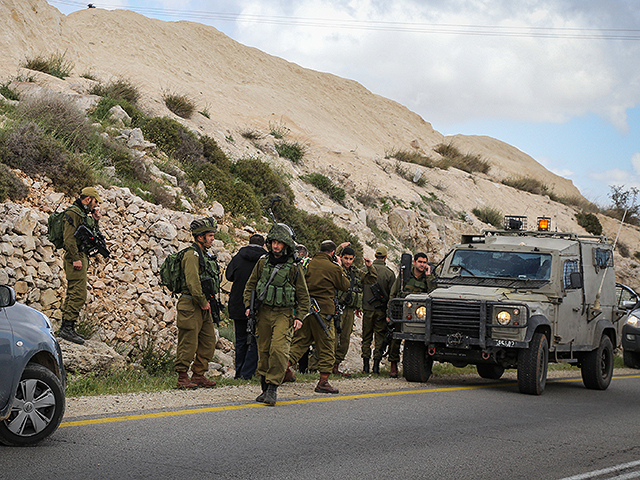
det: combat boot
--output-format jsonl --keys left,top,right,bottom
{"left": 58, "top": 321, "right": 85, "bottom": 345}
{"left": 191, "top": 373, "right": 216, "bottom": 388}
{"left": 315, "top": 373, "right": 339, "bottom": 394}
{"left": 176, "top": 372, "right": 198, "bottom": 389}
{"left": 332, "top": 364, "right": 351, "bottom": 378}
{"left": 263, "top": 383, "right": 278, "bottom": 406}
{"left": 390, "top": 361, "right": 398, "bottom": 378}
{"left": 283, "top": 362, "right": 296, "bottom": 382}
{"left": 363, "top": 358, "right": 370, "bottom": 373}
{"left": 256, "top": 376, "right": 268, "bottom": 403}
{"left": 372, "top": 359, "right": 380, "bottom": 374}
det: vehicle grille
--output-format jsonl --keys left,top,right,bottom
{"left": 388, "top": 299, "right": 404, "bottom": 322}
{"left": 431, "top": 299, "right": 484, "bottom": 338}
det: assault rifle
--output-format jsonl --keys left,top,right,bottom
{"left": 247, "top": 290, "right": 260, "bottom": 352}
{"left": 309, "top": 298, "right": 330, "bottom": 337}
{"left": 201, "top": 276, "right": 221, "bottom": 324}
{"left": 379, "top": 316, "right": 395, "bottom": 358}
{"left": 333, "top": 294, "right": 344, "bottom": 346}
{"left": 74, "top": 224, "right": 110, "bottom": 258}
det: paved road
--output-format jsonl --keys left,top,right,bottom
{"left": 2, "top": 373, "right": 640, "bottom": 480}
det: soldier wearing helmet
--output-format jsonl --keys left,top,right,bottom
{"left": 243, "top": 223, "right": 310, "bottom": 406}
{"left": 175, "top": 217, "right": 220, "bottom": 389}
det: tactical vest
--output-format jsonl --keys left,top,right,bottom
{"left": 181, "top": 245, "right": 220, "bottom": 294}
{"left": 340, "top": 267, "right": 364, "bottom": 309}
{"left": 400, "top": 274, "right": 435, "bottom": 298}
{"left": 256, "top": 257, "right": 297, "bottom": 307}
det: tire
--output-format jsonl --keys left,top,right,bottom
{"left": 517, "top": 332, "right": 549, "bottom": 395}
{"left": 581, "top": 335, "right": 614, "bottom": 390}
{"left": 403, "top": 341, "right": 433, "bottom": 383}
{"left": 623, "top": 350, "right": 640, "bottom": 369}
{"left": 0, "top": 364, "right": 66, "bottom": 446}
{"left": 476, "top": 364, "right": 505, "bottom": 380}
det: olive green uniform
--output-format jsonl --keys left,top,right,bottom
{"left": 361, "top": 259, "right": 396, "bottom": 361}
{"left": 335, "top": 263, "right": 377, "bottom": 364}
{"left": 175, "top": 244, "right": 219, "bottom": 375}
{"left": 243, "top": 255, "right": 309, "bottom": 386}
{"left": 288, "top": 252, "right": 350, "bottom": 373}
{"left": 388, "top": 270, "right": 436, "bottom": 363}
{"left": 61, "top": 201, "right": 97, "bottom": 324}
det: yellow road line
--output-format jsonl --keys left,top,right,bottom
{"left": 60, "top": 374, "right": 640, "bottom": 428}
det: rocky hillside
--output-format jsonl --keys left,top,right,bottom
{"left": 2, "top": 0, "right": 640, "bottom": 373}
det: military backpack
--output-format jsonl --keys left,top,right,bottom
{"left": 47, "top": 205, "right": 84, "bottom": 249}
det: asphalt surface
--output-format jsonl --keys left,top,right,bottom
{"left": 2, "top": 372, "right": 640, "bottom": 480}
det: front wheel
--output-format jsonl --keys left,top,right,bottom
{"left": 403, "top": 341, "right": 433, "bottom": 383}
{"left": 517, "top": 332, "right": 549, "bottom": 395}
{"left": 0, "top": 364, "right": 66, "bottom": 446}
{"left": 581, "top": 335, "right": 614, "bottom": 390}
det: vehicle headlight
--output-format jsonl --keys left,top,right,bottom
{"left": 415, "top": 305, "right": 427, "bottom": 320}
{"left": 497, "top": 310, "right": 512, "bottom": 325}
{"left": 627, "top": 314, "right": 640, "bottom": 327}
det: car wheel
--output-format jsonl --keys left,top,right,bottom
{"left": 581, "top": 335, "right": 614, "bottom": 390}
{"left": 402, "top": 340, "right": 433, "bottom": 383}
{"left": 476, "top": 364, "right": 505, "bottom": 380}
{"left": 517, "top": 332, "right": 548, "bottom": 395}
{"left": 0, "top": 364, "right": 65, "bottom": 446}
{"left": 623, "top": 350, "right": 640, "bottom": 369}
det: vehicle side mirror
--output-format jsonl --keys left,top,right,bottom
{"left": 0, "top": 285, "right": 16, "bottom": 308}
{"left": 569, "top": 272, "right": 583, "bottom": 289}
{"left": 622, "top": 300, "right": 638, "bottom": 310}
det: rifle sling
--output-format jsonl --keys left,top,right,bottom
{"left": 257, "top": 263, "right": 284, "bottom": 303}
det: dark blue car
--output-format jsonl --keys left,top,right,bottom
{"left": 0, "top": 285, "right": 66, "bottom": 446}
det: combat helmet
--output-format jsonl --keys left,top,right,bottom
{"left": 266, "top": 223, "right": 296, "bottom": 256}
{"left": 190, "top": 217, "right": 217, "bottom": 237}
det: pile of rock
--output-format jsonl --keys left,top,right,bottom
{"left": 0, "top": 174, "right": 239, "bottom": 375}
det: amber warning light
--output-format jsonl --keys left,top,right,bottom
{"left": 537, "top": 217, "right": 551, "bottom": 231}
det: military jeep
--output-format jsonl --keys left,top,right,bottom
{"left": 389, "top": 216, "right": 627, "bottom": 395}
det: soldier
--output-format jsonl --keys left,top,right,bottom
{"left": 225, "top": 234, "right": 265, "bottom": 380}
{"left": 361, "top": 246, "right": 396, "bottom": 374}
{"left": 243, "top": 224, "right": 309, "bottom": 406}
{"left": 174, "top": 217, "right": 220, "bottom": 389}
{"left": 59, "top": 186, "right": 103, "bottom": 345}
{"left": 333, "top": 244, "right": 377, "bottom": 376}
{"left": 286, "top": 240, "right": 350, "bottom": 394}
{"left": 388, "top": 252, "right": 436, "bottom": 377}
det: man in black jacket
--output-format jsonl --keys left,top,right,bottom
{"left": 226, "top": 234, "right": 265, "bottom": 379}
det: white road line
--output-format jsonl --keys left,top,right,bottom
{"left": 558, "top": 460, "right": 640, "bottom": 480}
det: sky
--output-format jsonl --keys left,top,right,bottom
{"left": 48, "top": 0, "right": 640, "bottom": 206}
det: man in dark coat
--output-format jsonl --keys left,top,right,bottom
{"left": 225, "top": 234, "right": 265, "bottom": 379}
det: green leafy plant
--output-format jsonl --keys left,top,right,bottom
{"left": 472, "top": 206, "right": 503, "bottom": 228}
{"left": 575, "top": 212, "right": 602, "bottom": 236}
{"left": 275, "top": 140, "right": 306, "bottom": 163}
{"left": 301, "top": 172, "right": 346, "bottom": 203}
{"left": 22, "top": 51, "right": 74, "bottom": 79}
{"left": 163, "top": 92, "right": 195, "bottom": 119}
{"left": 0, "top": 82, "right": 19, "bottom": 101}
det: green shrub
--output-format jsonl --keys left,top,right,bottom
{"left": 275, "top": 140, "right": 306, "bottom": 163}
{"left": 23, "top": 51, "right": 74, "bottom": 79}
{"left": 0, "top": 164, "right": 28, "bottom": 201}
{"left": 232, "top": 157, "right": 294, "bottom": 202}
{"left": 435, "top": 143, "right": 490, "bottom": 174}
{"left": 163, "top": 92, "right": 195, "bottom": 119}
{"left": 385, "top": 148, "right": 434, "bottom": 168}
{"left": 502, "top": 176, "right": 554, "bottom": 196}
{"left": 90, "top": 78, "right": 141, "bottom": 105}
{"left": 301, "top": 172, "right": 346, "bottom": 202}
{"left": 575, "top": 212, "right": 602, "bottom": 236}
{"left": 201, "top": 135, "right": 231, "bottom": 171}
{"left": 1, "top": 122, "right": 67, "bottom": 175}
{"left": 17, "top": 95, "right": 93, "bottom": 150}
{"left": 90, "top": 97, "right": 144, "bottom": 124}
{"left": 472, "top": 206, "right": 503, "bottom": 228}
{"left": 189, "top": 163, "right": 261, "bottom": 217}
{"left": 240, "top": 128, "right": 263, "bottom": 140}
{"left": 0, "top": 82, "right": 19, "bottom": 101}
{"left": 140, "top": 116, "right": 184, "bottom": 156}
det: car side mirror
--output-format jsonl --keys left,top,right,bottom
{"left": 0, "top": 285, "right": 16, "bottom": 308}
{"left": 622, "top": 300, "right": 638, "bottom": 310}
{"left": 569, "top": 272, "right": 583, "bottom": 289}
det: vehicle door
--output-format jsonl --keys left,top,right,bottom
{"left": 555, "top": 257, "right": 583, "bottom": 347}
{"left": 0, "top": 300, "right": 14, "bottom": 412}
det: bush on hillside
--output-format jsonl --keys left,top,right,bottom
{"left": 275, "top": 140, "right": 306, "bottom": 163}
{"left": 22, "top": 52, "right": 74, "bottom": 79}
{"left": 189, "top": 163, "right": 261, "bottom": 217}
{"left": 472, "top": 206, "right": 503, "bottom": 228}
{"left": 575, "top": 212, "right": 602, "bottom": 236}
{"left": 386, "top": 148, "right": 435, "bottom": 168}
{"left": 502, "top": 176, "right": 554, "bottom": 197}
{"left": 140, "top": 116, "right": 185, "bottom": 155}
{"left": 90, "top": 78, "right": 141, "bottom": 105}
{"left": 300, "top": 173, "right": 346, "bottom": 203}
{"left": 90, "top": 97, "right": 144, "bottom": 125}
{"left": 232, "top": 157, "right": 294, "bottom": 202}
{"left": 435, "top": 143, "right": 490, "bottom": 174}
{"left": 0, "top": 164, "right": 28, "bottom": 202}
{"left": 163, "top": 92, "right": 195, "bottom": 119}
{"left": 17, "top": 95, "right": 93, "bottom": 151}
{"left": 0, "top": 82, "right": 19, "bottom": 101}
{"left": 201, "top": 135, "right": 231, "bottom": 171}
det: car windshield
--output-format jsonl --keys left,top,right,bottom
{"left": 450, "top": 250, "right": 552, "bottom": 280}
